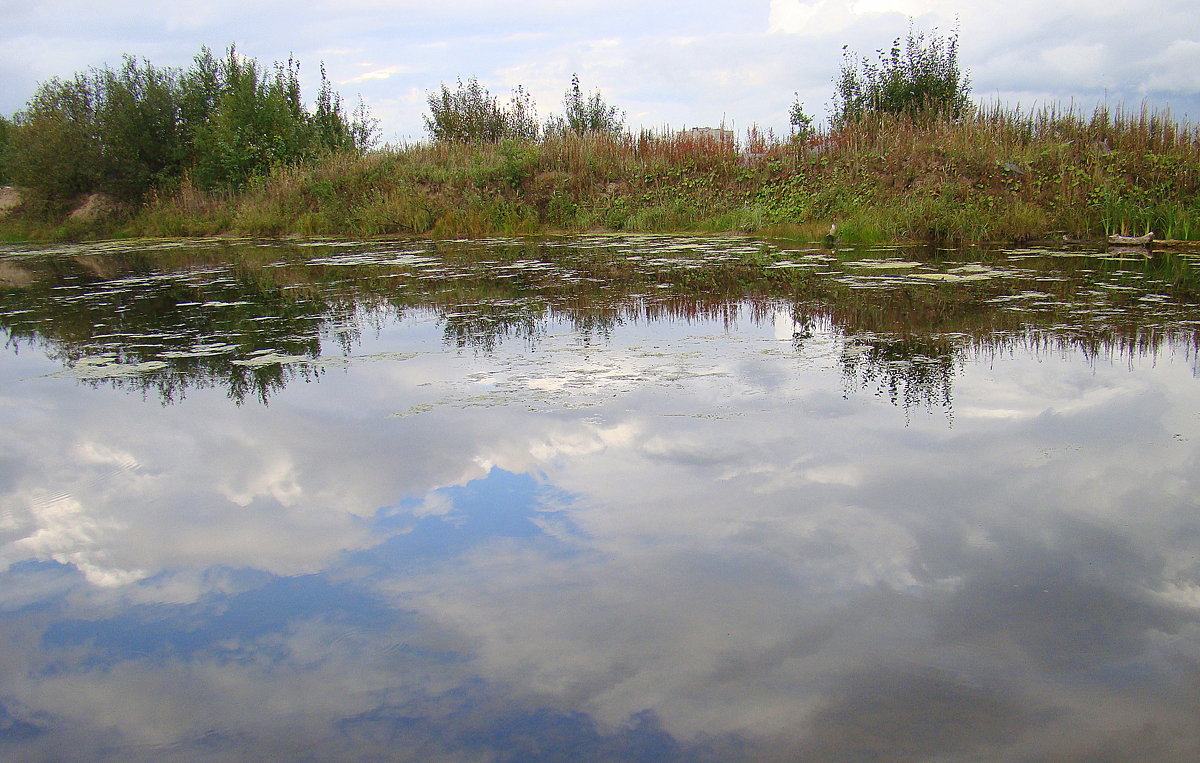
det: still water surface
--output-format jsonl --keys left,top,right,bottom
{"left": 2, "top": 236, "right": 1200, "bottom": 761}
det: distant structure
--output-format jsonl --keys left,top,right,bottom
{"left": 685, "top": 127, "right": 734, "bottom": 143}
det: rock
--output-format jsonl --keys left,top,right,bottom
{"left": 68, "top": 192, "right": 127, "bottom": 223}
{"left": 0, "top": 261, "right": 36, "bottom": 287}
{"left": 0, "top": 186, "right": 21, "bottom": 218}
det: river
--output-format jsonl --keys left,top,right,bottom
{"left": 2, "top": 235, "right": 1199, "bottom": 761}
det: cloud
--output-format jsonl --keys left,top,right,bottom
{"left": 5, "top": 1, "right": 1200, "bottom": 137}
{"left": 340, "top": 64, "right": 415, "bottom": 84}
{"left": 1144, "top": 39, "right": 1200, "bottom": 92}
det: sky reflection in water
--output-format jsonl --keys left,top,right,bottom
{"left": 2, "top": 237, "right": 1200, "bottom": 761}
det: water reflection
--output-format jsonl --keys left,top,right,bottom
{"left": 3, "top": 236, "right": 1198, "bottom": 412}
{"left": 1, "top": 236, "right": 1199, "bottom": 761}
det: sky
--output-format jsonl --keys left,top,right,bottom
{"left": 2, "top": 0, "right": 1198, "bottom": 145}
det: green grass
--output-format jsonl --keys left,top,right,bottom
{"left": 3, "top": 103, "right": 1198, "bottom": 244}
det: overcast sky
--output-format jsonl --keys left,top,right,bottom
{"left": 2, "top": 0, "right": 1198, "bottom": 144}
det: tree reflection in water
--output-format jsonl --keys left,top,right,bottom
{"left": 1, "top": 236, "right": 1198, "bottom": 416}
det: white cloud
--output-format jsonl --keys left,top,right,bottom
{"left": 4, "top": 0, "right": 1200, "bottom": 137}
{"left": 768, "top": 0, "right": 857, "bottom": 35}
{"left": 1144, "top": 39, "right": 1200, "bottom": 92}
{"left": 1040, "top": 42, "right": 1109, "bottom": 88}
{"left": 340, "top": 64, "right": 415, "bottom": 84}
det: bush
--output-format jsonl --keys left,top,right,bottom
{"left": 313, "top": 64, "right": 378, "bottom": 153}
{"left": 190, "top": 47, "right": 377, "bottom": 190}
{"left": 544, "top": 74, "right": 624, "bottom": 137}
{"left": 832, "top": 26, "right": 970, "bottom": 126}
{"left": 5, "top": 45, "right": 377, "bottom": 202}
{"left": 7, "top": 74, "right": 104, "bottom": 200}
{"left": 0, "top": 115, "right": 14, "bottom": 185}
{"left": 95, "top": 57, "right": 187, "bottom": 200}
{"left": 789, "top": 95, "right": 814, "bottom": 141}
{"left": 190, "top": 50, "right": 314, "bottom": 189}
{"left": 424, "top": 78, "right": 538, "bottom": 143}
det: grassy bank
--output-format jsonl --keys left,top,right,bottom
{"left": 4, "top": 105, "right": 1199, "bottom": 245}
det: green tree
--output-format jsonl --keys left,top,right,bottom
{"left": 190, "top": 48, "right": 314, "bottom": 189}
{"left": 424, "top": 77, "right": 538, "bottom": 142}
{"left": 545, "top": 74, "right": 624, "bottom": 137}
{"left": 831, "top": 25, "right": 970, "bottom": 126}
{"left": 179, "top": 47, "right": 225, "bottom": 157}
{"left": 94, "top": 56, "right": 186, "bottom": 200}
{"left": 7, "top": 73, "right": 104, "bottom": 200}
{"left": 0, "top": 115, "right": 13, "bottom": 184}
{"left": 505, "top": 85, "right": 539, "bottom": 142}
{"left": 312, "top": 63, "right": 355, "bottom": 152}
{"left": 6, "top": 45, "right": 376, "bottom": 200}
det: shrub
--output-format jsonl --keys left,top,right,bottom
{"left": 0, "top": 115, "right": 13, "bottom": 185}
{"left": 313, "top": 64, "right": 379, "bottom": 153}
{"left": 789, "top": 95, "right": 814, "bottom": 141}
{"left": 190, "top": 49, "right": 315, "bottom": 189}
{"left": 544, "top": 74, "right": 625, "bottom": 137}
{"left": 7, "top": 74, "right": 104, "bottom": 200}
{"left": 5, "top": 45, "right": 376, "bottom": 201}
{"left": 190, "top": 48, "right": 376, "bottom": 190}
{"left": 94, "top": 57, "right": 187, "bottom": 200}
{"left": 832, "top": 25, "right": 970, "bottom": 126}
{"left": 424, "top": 78, "right": 538, "bottom": 143}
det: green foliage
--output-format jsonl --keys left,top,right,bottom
{"left": 424, "top": 78, "right": 538, "bottom": 143}
{"left": 5, "top": 45, "right": 376, "bottom": 202}
{"left": 832, "top": 26, "right": 970, "bottom": 126}
{"left": 545, "top": 74, "right": 625, "bottom": 137}
{"left": 313, "top": 64, "right": 379, "bottom": 153}
{"left": 178, "top": 47, "right": 224, "bottom": 154}
{"left": 8, "top": 73, "right": 103, "bottom": 200}
{"left": 498, "top": 139, "right": 539, "bottom": 188}
{"left": 0, "top": 115, "right": 14, "bottom": 185}
{"left": 191, "top": 48, "right": 377, "bottom": 190}
{"left": 95, "top": 57, "right": 187, "bottom": 200}
{"left": 190, "top": 49, "right": 315, "bottom": 189}
{"left": 788, "top": 95, "right": 814, "bottom": 140}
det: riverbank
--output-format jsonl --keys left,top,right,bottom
{"left": 3, "top": 107, "right": 1198, "bottom": 245}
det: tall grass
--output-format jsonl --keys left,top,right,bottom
{"left": 8, "top": 102, "right": 1199, "bottom": 244}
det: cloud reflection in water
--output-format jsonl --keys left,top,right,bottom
{"left": 1, "top": 242, "right": 1199, "bottom": 760}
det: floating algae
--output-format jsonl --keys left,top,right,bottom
{"left": 159, "top": 342, "right": 241, "bottom": 358}
{"left": 49, "top": 356, "right": 170, "bottom": 379}
{"left": 843, "top": 260, "right": 924, "bottom": 270}
{"left": 230, "top": 350, "right": 312, "bottom": 367}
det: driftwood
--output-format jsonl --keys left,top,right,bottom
{"left": 1107, "top": 232, "right": 1154, "bottom": 246}
{"left": 1154, "top": 239, "right": 1200, "bottom": 251}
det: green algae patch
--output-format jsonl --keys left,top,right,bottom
{"left": 49, "top": 356, "right": 170, "bottom": 379}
